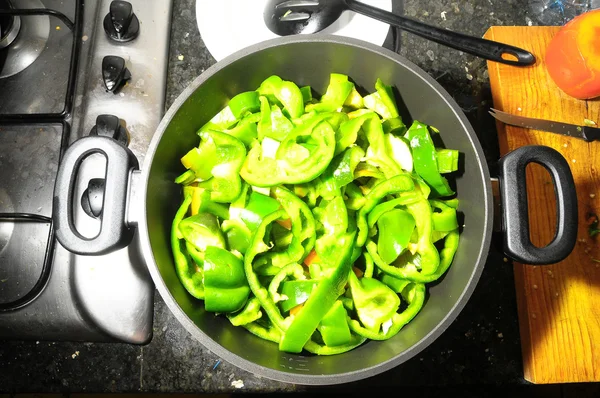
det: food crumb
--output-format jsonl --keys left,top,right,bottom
{"left": 533, "top": 284, "right": 538, "bottom": 289}
{"left": 426, "top": 50, "right": 435, "bottom": 61}
{"left": 231, "top": 379, "right": 244, "bottom": 389}
{"left": 532, "top": 313, "right": 537, "bottom": 319}
{"left": 71, "top": 351, "right": 80, "bottom": 359}
{"left": 517, "top": 107, "right": 522, "bottom": 111}
{"left": 497, "top": 333, "right": 503, "bottom": 338}
{"left": 555, "top": 292, "right": 559, "bottom": 297}
{"left": 441, "top": 11, "right": 447, "bottom": 20}
{"left": 184, "top": 32, "right": 190, "bottom": 38}
{"left": 177, "top": 54, "right": 184, "bottom": 61}
{"left": 82, "top": 35, "right": 88, "bottom": 42}
{"left": 56, "top": 26, "right": 61, "bottom": 30}
{"left": 572, "top": 159, "right": 577, "bottom": 163}
{"left": 503, "top": 257, "right": 508, "bottom": 263}
{"left": 36, "top": 341, "right": 39, "bottom": 345}
{"left": 563, "top": 143, "right": 568, "bottom": 148}
{"left": 485, "top": 348, "right": 489, "bottom": 352}
{"left": 466, "top": 73, "right": 473, "bottom": 81}
{"left": 591, "top": 194, "right": 596, "bottom": 198}
{"left": 584, "top": 118, "right": 597, "bottom": 127}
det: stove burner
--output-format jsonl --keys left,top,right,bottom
{"left": 0, "top": 0, "right": 21, "bottom": 50}
{"left": 0, "top": 0, "right": 49, "bottom": 79}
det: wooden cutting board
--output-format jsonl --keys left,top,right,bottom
{"left": 483, "top": 26, "right": 600, "bottom": 384}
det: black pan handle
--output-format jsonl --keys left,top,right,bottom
{"left": 53, "top": 135, "right": 138, "bottom": 255}
{"left": 345, "top": 0, "right": 535, "bottom": 66}
{"left": 498, "top": 145, "right": 577, "bottom": 265}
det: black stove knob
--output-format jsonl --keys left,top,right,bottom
{"left": 89, "top": 114, "right": 130, "bottom": 146}
{"left": 81, "top": 178, "right": 105, "bottom": 219}
{"left": 103, "top": 0, "right": 139, "bottom": 42}
{"left": 102, "top": 55, "right": 131, "bottom": 93}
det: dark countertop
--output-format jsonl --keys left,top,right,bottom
{"left": 1, "top": 0, "right": 592, "bottom": 395}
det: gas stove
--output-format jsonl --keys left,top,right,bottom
{"left": 0, "top": 0, "right": 173, "bottom": 343}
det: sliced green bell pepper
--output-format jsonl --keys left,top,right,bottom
{"left": 184, "top": 130, "right": 247, "bottom": 202}
{"left": 178, "top": 213, "right": 226, "bottom": 252}
{"left": 407, "top": 121, "right": 454, "bottom": 197}
{"left": 318, "top": 300, "right": 352, "bottom": 347}
{"left": 279, "top": 280, "right": 318, "bottom": 313}
{"left": 356, "top": 174, "right": 415, "bottom": 247}
{"left": 436, "top": 148, "right": 459, "bottom": 174}
{"left": 370, "top": 229, "right": 458, "bottom": 283}
{"left": 184, "top": 186, "right": 229, "bottom": 219}
{"left": 349, "top": 282, "right": 425, "bottom": 340}
{"left": 257, "top": 75, "right": 304, "bottom": 118}
{"left": 228, "top": 91, "right": 260, "bottom": 119}
{"left": 203, "top": 246, "right": 250, "bottom": 313}
{"left": 279, "top": 231, "right": 356, "bottom": 353}
{"left": 227, "top": 297, "right": 263, "bottom": 326}
{"left": 171, "top": 195, "right": 205, "bottom": 299}
{"left": 240, "top": 115, "right": 336, "bottom": 186}
{"left": 348, "top": 272, "right": 400, "bottom": 332}
{"left": 258, "top": 96, "right": 294, "bottom": 142}
{"left": 306, "top": 73, "right": 354, "bottom": 113}
{"left": 319, "top": 146, "right": 365, "bottom": 199}
{"left": 198, "top": 105, "right": 238, "bottom": 133}
{"left": 430, "top": 199, "right": 459, "bottom": 232}
{"left": 244, "top": 209, "right": 294, "bottom": 330}
{"left": 224, "top": 114, "right": 258, "bottom": 147}
{"left": 377, "top": 208, "right": 416, "bottom": 264}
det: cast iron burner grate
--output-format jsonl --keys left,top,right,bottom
{"left": 0, "top": 0, "right": 83, "bottom": 312}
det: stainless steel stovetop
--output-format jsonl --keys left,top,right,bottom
{"left": 0, "top": 0, "right": 173, "bottom": 343}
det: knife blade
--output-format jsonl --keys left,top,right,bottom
{"left": 489, "top": 108, "right": 600, "bottom": 142}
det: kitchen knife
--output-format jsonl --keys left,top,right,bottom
{"left": 489, "top": 108, "right": 600, "bottom": 142}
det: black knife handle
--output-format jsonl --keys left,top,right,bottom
{"left": 582, "top": 126, "right": 600, "bottom": 142}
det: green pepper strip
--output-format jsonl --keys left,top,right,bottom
{"left": 195, "top": 130, "right": 247, "bottom": 203}
{"left": 348, "top": 283, "right": 425, "bottom": 340}
{"left": 436, "top": 148, "right": 459, "bottom": 174}
{"left": 256, "top": 75, "right": 304, "bottom": 119}
{"left": 273, "top": 186, "right": 316, "bottom": 260}
{"left": 228, "top": 91, "right": 260, "bottom": 119}
{"left": 279, "top": 280, "right": 318, "bottom": 313}
{"left": 268, "top": 263, "right": 306, "bottom": 303}
{"left": 319, "top": 146, "right": 365, "bottom": 199}
{"left": 171, "top": 195, "right": 205, "bottom": 299}
{"left": 364, "top": 252, "right": 375, "bottom": 279}
{"left": 203, "top": 246, "right": 250, "bottom": 313}
{"left": 279, "top": 231, "right": 356, "bottom": 353}
{"left": 303, "top": 333, "right": 367, "bottom": 355}
{"left": 240, "top": 115, "right": 336, "bottom": 187}
{"left": 366, "top": 198, "right": 439, "bottom": 275}
{"left": 407, "top": 121, "right": 454, "bottom": 197}
{"left": 227, "top": 297, "right": 263, "bottom": 326}
{"left": 367, "top": 193, "right": 420, "bottom": 229}
{"left": 344, "top": 182, "right": 366, "bottom": 211}
{"left": 430, "top": 199, "right": 459, "bottom": 232}
{"left": 356, "top": 174, "right": 415, "bottom": 247}
{"left": 244, "top": 209, "right": 292, "bottom": 331}
{"left": 369, "top": 229, "right": 459, "bottom": 283}
{"left": 243, "top": 321, "right": 282, "bottom": 344}
{"left": 350, "top": 112, "right": 403, "bottom": 179}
